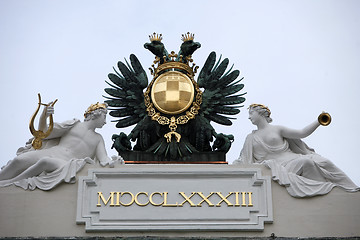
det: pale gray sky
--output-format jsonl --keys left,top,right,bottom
{"left": 1, "top": 0, "right": 359, "bottom": 185}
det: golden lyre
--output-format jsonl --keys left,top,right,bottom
{"left": 29, "top": 93, "right": 58, "bottom": 149}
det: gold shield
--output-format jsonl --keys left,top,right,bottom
{"left": 151, "top": 71, "right": 195, "bottom": 115}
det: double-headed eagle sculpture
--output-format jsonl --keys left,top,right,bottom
{"left": 104, "top": 33, "right": 246, "bottom": 162}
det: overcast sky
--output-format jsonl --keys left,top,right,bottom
{"left": 1, "top": 0, "right": 359, "bottom": 186}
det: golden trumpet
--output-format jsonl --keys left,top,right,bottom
{"left": 318, "top": 112, "right": 331, "bottom": 126}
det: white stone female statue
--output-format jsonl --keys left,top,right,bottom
{"left": 234, "top": 104, "right": 359, "bottom": 197}
{"left": 0, "top": 102, "right": 121, "bottom": 190}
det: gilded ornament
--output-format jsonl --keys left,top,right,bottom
{"left": 318, "top": 112, "right": 331, "bottom": 126}
{"left": 84, "top": 102, "right": 107, "bottom": 118}
{"left": 29, "top": 93, "right": 58, "bottom": 150}
{"left": 150, "top": 71, "right": 195, "bottom": 115}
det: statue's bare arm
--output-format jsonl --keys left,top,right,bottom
{"left": 37, "top": 104, "right": 73, "bottom": 139}
{"left": 279, "top": 120, "right": 320, "bottom": 139}
{"left": 38, "top": 103, "right": 54, "bottom": 132}
{"left": 96, "top": 136, "right": 114, "bottom": 167}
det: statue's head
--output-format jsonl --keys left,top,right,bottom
{"left": 248, "top": 104, "right": 272, "bottom": 123}
{"left": 84, "top": 102, "right": 108, "bottom": 122}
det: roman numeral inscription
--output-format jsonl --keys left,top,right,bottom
{"left": 77, "top": 167, "right": 273, "bottom": 231}
{"left": 97, "top": 191, "right": 254, "bottom": 207}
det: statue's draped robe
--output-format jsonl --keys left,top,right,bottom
{"left": 235, "top": 131, "right": 359, "bottom": 197}
{"left": 0, "top": 119, "right": 94, "bottom": 190}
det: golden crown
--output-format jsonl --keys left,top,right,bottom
{"left": 84, "top": 102, "right": 107, "bottom": 117}
{"left": 249, "top": 104, "right": 271, "bottom": 115}
{"left": 149, "top": 32, "right": 163, "bottom": 42}
{"left": 181, "top": 32, "right": 194, "bottom": 42}
{"left": 149, "top": 51, "right": 198, "bottom": 78}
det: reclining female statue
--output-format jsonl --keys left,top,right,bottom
{"left": 0, "top": 102, "right": 121, "bottom": 190}
{"left": 234, "top": 104, "right": 359, "bottom": 197}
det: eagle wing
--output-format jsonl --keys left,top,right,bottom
{"left": 104, "top": 54, "right": 148, "bottom": 128}
{"left": 197, "top": 51, "right": 246, "bottom": 126}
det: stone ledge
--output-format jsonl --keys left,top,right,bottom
{"left": 1, "top": 237, "right": 360, "bottom": 240}
{"left": 0, "top": 163, "right": 359, "bottom": 238}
